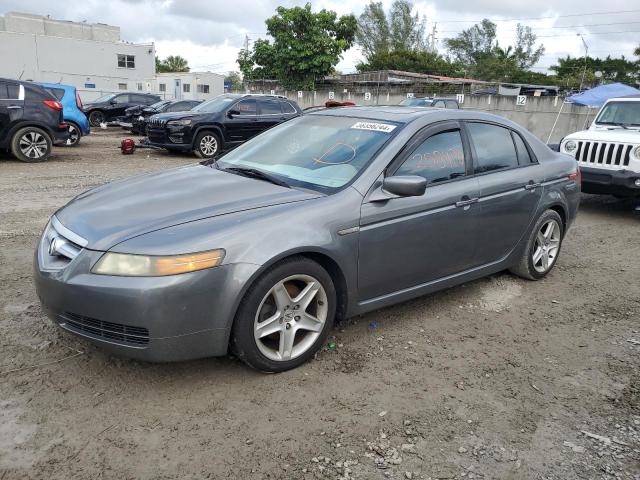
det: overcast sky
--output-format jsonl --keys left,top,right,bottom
{"left": 2, "top": 0, "right": 639, "bottom": 76}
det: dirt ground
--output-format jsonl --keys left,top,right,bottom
{"left": 0, "top": 130, "right": 638, "bottom": 480}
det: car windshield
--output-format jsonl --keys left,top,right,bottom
{"left": 595, "top": 101, "right": 640, "bottom": 126}
{"left": 92, "top": 93, "right": 116, "bottom": 103}
{"left": 399, "top": 98, "right": 433, "bottom": 107}
{"left": 149, "top": 100, "right": 171, "bottom": 110}
{"left": 191, "top": 95, "right": 241, "bottom": 113}
{"left": 216, "top": 115, "right": 399, "bottom": 192}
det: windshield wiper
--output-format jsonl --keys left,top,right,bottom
{"left": 611, "top": 122, "right": 629, "bottom": 130}
{"left": 223, "top": 166, "right": 290, "bottom": 188}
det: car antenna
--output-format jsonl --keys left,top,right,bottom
{"left": 18, "top": 69, "right": 24, "bottom": 80}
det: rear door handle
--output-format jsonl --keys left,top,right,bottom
{"left": 455, "top": 197, "right": 479, "bottom": 208}
{"left": 7, "top": 105, "right": 22, "bottom": 109}
{"left": 525, "top": 182, "right": 542, "bottom": 191}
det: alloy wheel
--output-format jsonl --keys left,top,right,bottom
{"left": 199, "top": 135, "right": 218, "bottom": 157}
{"left": 19, "top": 131, "right": 48, "bottom": 159}
{"left": 532, "top": 219, "right": 561, "bottom": 273}
{"left": 67, "top": 124, "right": 80, "bottom": 145}
{"left": 253, "top": 274, "right": 328, "bottom": 362}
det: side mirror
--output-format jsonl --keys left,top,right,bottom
{"left": 382, "top": 175, "right": 426, "bottom": 197}
{"left": 109, "top": 99, "right": 117, "bottom": 105}
{"left": 227, "top": 109, "right": 240, "bottom": 118}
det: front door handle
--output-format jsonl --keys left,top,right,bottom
{"left": 455, "top": 197, "right": 479, "bottom": 208}
{"left": 525, "top": 182, "right": 542, "bottom": 191}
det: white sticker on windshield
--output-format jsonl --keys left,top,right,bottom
{"left": 351, "top": 121, "right": 397, "bottom": 133}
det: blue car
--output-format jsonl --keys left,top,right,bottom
{"left": 36, "top": 82, "right": 90, "bottom": 146}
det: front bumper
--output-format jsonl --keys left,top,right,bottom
{"left": 580, "top": 166, "right": 640, "bottom": 197}
{"left": 34, "top": 248, "right": 260, "bottom": 362}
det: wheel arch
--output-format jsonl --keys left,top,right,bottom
{"left": 7, "top": 121, "right": 55, "bottom": 142}
{"left": 192, "top": 124, "right": 224, "bottom": 149}
{"left": 225, "top": 248, "right": 351, "bottom": 348}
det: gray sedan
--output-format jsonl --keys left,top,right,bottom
{"left": 34, "top": 107, "right": 580, "bottom": 371}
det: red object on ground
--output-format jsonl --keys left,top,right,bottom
{"left": 121, "top": 138, "right": 136, "bottom": 155}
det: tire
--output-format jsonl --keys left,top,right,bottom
{"left": 231, "top": 256, "right": 337, "bottom": 372}
{"left": 194, "top": 130, "right": 221, "bottom": 159}
{"left": 65, "top": 122, "right": 81, "bottom": 146}
{"left": 88, "top": 110, "right": 105, "bottom": 127}
{"left": 10, "top": 127, "right": 52, "bottom": 162}
{"left": 510, "top": 209, "right": 564, "bottom": 280}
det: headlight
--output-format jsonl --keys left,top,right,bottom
{"left": 92, "top": 249, "right": 225, "bottom": 276}
{"left": 167, "top": 119, "right": 192, "bottom": 127}
{"left": 634, "top": 145, "right": 640, "bottom": 159}
{"left": 564, "top": 140, "right": 577, "bottom": 153}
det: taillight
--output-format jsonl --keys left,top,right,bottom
{"left": 76, "top": 92, "right": 83, "bottom": 110}
{"left": 568, "top": 167, "right": 581, "bottom": 182}
{"left": 43, "top": 100, "right": 63, "bottom": 111}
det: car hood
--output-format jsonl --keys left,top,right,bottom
{"left": 55, "top": 165, "right": 322, "bottom": 251}
{"left": 152, "top": 111, "right": 207, "bottom": 122}
{"left": 564, "top": 128, "right": 640, "bottom": 143}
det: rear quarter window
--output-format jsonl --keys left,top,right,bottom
{"left": 467, "top": 122, "right": 519, "bottom": 173}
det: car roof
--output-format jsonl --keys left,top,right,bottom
{"left": 308, "top": 105, "right": 521, "bottom": 126}
{"left": 606, "top": 95, "right": 640, "bottom": 102}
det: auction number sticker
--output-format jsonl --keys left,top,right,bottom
{"left": 351, "top": 121, "right": 397, "bottom": 133}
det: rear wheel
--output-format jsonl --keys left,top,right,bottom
{"left": 194, "top": 131, "right": 220, "bottom": 159}
{"left": 510, "top": 209, "right": 564, "bottom": 280}
{"left": 88, "top": 110, "right": 105, "bottom": 127}
{"left": 232, "top": 257, "right": 336, "bottom": 372}
{"left": 65, "top": 122, "right": 81, "bottom": 146}
{"left": 11, "top": 127, "right": 52, "bottom": 162}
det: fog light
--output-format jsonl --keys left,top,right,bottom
{"left": 634, "top": 178, "right": 640, "bottom": 187}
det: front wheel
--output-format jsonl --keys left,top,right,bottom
{"left": 194, "top": 131, "right": 220, "bottom": 159}
{"left": 232, "top": 257, "right": 336, "bottom": 372}
{"left": 510, "top": 209, "right": 564, "bottom": 280}
{"left": 11, "top": 127, "right": 52, "bottom": 162}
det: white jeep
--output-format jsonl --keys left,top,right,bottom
{"left": 560, "top": 95, "right": 640, "bottom": 197}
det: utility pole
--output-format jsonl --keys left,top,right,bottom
{"left": 244, "top": 34, "right": 249, "bottom": 52}
{"left": 577, "top": 34, "right": 589, "bottom": 92}
{"left": 429, "top": 23, "right": 438, "bottom": 53}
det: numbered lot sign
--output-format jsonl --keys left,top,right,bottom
{"left": 406, "top": 93, "right": 415, "bottom": 98}
{"left": 270, "top": 90, "right": 275, "bottom": 95}
{"left": 328, "top": 91, "right": 335, "bottom": 100}
{"left": 297, "top": 91, "right": 303, "bottom": 98}
{"left": 456, "top": 94, "right": 465, "bottom": 104}
{"left": 364, "top": 92, "right": 371, "bottom": 101}
{"left": 516, "top": 95, "right": 527, "bottom": 106}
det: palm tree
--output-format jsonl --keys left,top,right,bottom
{"left": 156, "top": 56, "right": 190, "bottom": 73}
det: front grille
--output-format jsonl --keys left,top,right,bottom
{"left": 147, "top": 118, "right": 166, "bottom": 128}
{"left": 574, "top": 141, "right": 632, "bottom": 168}
{"left": 61, "top": 312, "right": 150, "bottom": 346}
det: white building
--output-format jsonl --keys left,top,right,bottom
{"left": 0, "top": 12, "right": 225, "bottom": 102}
{"left": 155, "top": 72, "right": 225, "bottom": 101}
{"left": 0, "top": 12, "right": 156, "bottom": 101}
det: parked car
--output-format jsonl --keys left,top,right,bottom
{"left": 37, "top": 82, "right": 90, "bottom": 146}
{"left": 0, "top": 78, "right": 69, "bottom": 162}
{"left": 399, "top": 97, "right": 460, "bottom": 109}
{"left": 122, "top": 99, "right": 202, "bottom": 135}
{"left": 560, "top": 95, "right": 640, "bottom": 197}
{"left": 146, "top": 94, "right": 302, "bottom": 158}
{"left": 83, "top": 92, "right": 161, "bottom": 127}
{"left": 35, "top": 106, "right": 580, "bottom": 371}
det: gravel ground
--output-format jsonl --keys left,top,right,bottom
{"left": 1, "top": 130, "right": 639, "bottom": 480}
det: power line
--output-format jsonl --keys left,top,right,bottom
{"left": 434, "top": 8, "right": 640, "bottom": 23}
{"left": 438, "top": 20, "right": 640, "bottom": 33}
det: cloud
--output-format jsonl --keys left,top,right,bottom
{"left": 1, "top": 0, "right": 638, "bottom": 75}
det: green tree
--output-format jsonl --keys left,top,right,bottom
{"left": 155, "top": 55, "right": 190, "bottom": 73}
{"left": 237, "top": 3, "right": 357, "bottom": 89}
{"left": 550, "top": 55, "right": 639, "bottom": 89}
{"left": 444, "top": 19, "right": 545, "bottom": 82}
{"left": 357, "top": 49, "right": 457, "bottom": 76}
{"left": 356, "top": 1, "right": 428, "bottom": 58}
{"left": 225, "top": 71, "right": 243, "bottom": 91}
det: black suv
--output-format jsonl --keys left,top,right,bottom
{"left": 146, "top": 94, "right": 302, "bottom": 158}
{"left": 122, "top": 99, "right": 202, "bottom": 134}
{"left": 0, "top": 78, "right": 69, "bottom": 162}
{"left": 83, "top": 92, "right": 161, "bottom": 127}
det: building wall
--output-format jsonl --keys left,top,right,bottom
{"left": 154, "top": 73, "right": 225, "bottom": 101}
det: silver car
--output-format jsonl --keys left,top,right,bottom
{"left": 34, "top": 107, "right": 580, "bottom": 371}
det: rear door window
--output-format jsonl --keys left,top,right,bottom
{"left": 395, "top": 130, "right": 466, "bottom": 185}
{"left": 280, "top": 101, "right": 297, "bottom": 114}
{"left": 467, "top": 122, "right": 519, "bottom": 173}
{"left": 0, "top": 83, "right": 21, "bottom": 100}
{"left": 259, "top": 99, "right": 283, "bottom": 115}
{"left": 433, "top": 100, "right": 446, "bottom": 108}
{"left": 445, "top": 100, "right": 459, "bottom": 109}
{"left": 113, "top": 94, "right": 130, "bottom": 104}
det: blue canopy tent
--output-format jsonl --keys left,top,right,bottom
{"left": 566, "top": 82, "right": 640, "bottom": 107}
